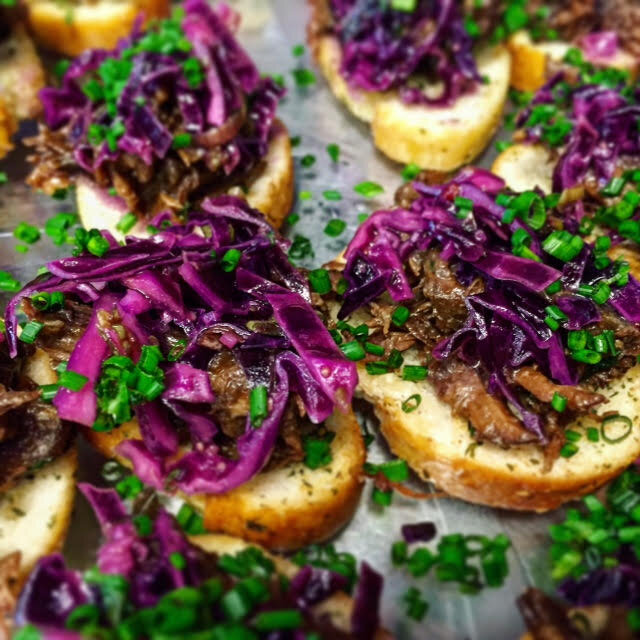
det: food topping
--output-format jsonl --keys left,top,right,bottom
{"left": 5, "top": 197, "right": 357, "bottom": 495}
{"left": 26, "top": 1, "right": 284, "bottom": 220}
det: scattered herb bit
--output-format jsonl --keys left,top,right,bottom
{"left": 0, "top": 271, "right": 20, "bottom": 292}
{"left": 354, "top": 181, "right": 384, "bottom": 198}
{"left": 292, "top": 44, "right": 305, "bottom": 57}
{"left": 324, "top": 219, "right": 346, "bottom": 237}
{"left": 301, "top": 154, "right": 316, "bottom": 168}
{"left": 326, "top": 143, "right": 340, "bottom": 163}
{"left": 288, "top": 234, "right": 314, "bottom": 261}
{"left": 14, "top": 222, "right": 41, "bottom": 245}
{"left": 323, "top": 190, "right": 342, "bottom": 201}
{"left": 292, "top": 68, "right": 316, "bottom": 87}
{"left": 303, "top": 432, "right": 335, "bottom": 469}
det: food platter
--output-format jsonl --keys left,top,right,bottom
{"left": 0, "top": 1, "right": 572, "bottom": 637}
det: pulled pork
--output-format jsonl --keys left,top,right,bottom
{"left": 26, "top": 100, "right": 268, "bottom": 222}
{"left": 0, "top": 552, "right": 19, "bottom": 640}
{"left": 0, "top": 343, "right": 74, "bottom": 492}
{"left": 518, "top": 588, "right": 635, "bottom": 640}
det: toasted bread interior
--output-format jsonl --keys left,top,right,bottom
{"left": 357, "top": 355, "right": 640, "bottom": 512}
{"left": 492, "top": 143, "right": 554, "bottom": 194}
{"left": 0, "top": 449, "right": 77, "bottom": 588}
{"left": 190, "top": 533, "right": 391, "bottom": 640}
{"left": 76, "top": 119, "right": 293, "bottom": 238}
{"left": 310, "top": 26, "right": 511, "bottom": 170}
{"left": 23, "top": 0, "right": 169, "bottom": 57}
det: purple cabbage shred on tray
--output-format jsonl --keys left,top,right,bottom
{"left": 14, "top": 484, "right": 383, "bottom": 639}
{"left": 5, "top": 197, "right": 357, "bottom": 495}
{"left": 339, "top": 167, "right": 638, "bottom": 443}
{"left": 328, "top": 0, "right": 480, "bottom": 106}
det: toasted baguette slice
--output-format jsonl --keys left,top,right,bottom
{"left": 491, "top": 142, "right": 554, "bottom": 193}
{"left": 507, "top": 30, "right": 638, "bottom": 93}
{"left": 310, "top": 30, "right": 511, "bottom": 170}
{"left": 0, "top": 23, "right": 44, "bottom": 122}
{"left": 190, "top": 534, "right": 391, "bottom": 640}
{"left": 23, "top": 0, "right": 169, "bottom": 57}
{"left": 85, "top": 409, "right": 365, "bottom": 551}
{"left": 0, "top": 449, "right": 77, "bottom": 588}
{"left": 76, "top": 119, "right": 294, "bottom": 238}
{"left": 357, "top": 359, "right": 640, "bottom": 512}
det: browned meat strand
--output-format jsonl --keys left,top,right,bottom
{"left": 513, "top": 366, "right": 606, "bottom": 412}
{"left": 603, "top": 0, "right": 640, "bottom": 57}
{"left": 0, "top": 551, "right": 20, "bottom": 639}
{"left": 0, "top": 345, "right": 74, "bottom": 492}
{"left": 518, "top": 588, "right": 583, "bottom": 640}
{"left": 518, "top": 588, "right": 635, "bottom": 640}
{"left": 431, "top": 359, "right": 537, "bottom": 446}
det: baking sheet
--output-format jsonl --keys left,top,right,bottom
{"left": 0, "top": 2, "right": 566, "bottom": 637}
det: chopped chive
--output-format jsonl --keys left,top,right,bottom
{"left": 13, "top": 222, "right": 40, "bottom": 245}
{"left": 402, "top": 163, "right": 421, "bottom": 182}
{"left": 401, "top": 393, "right": 421, "bottom": 413}
{"left": 0, "top": 271, "right": 21, "bottom": 292}
{"left": 324, "top": 219, "right": 346, "bottom": 237}
{"left": 340, "top": 341, "right": 366, "bottom": 361}
{"left": 19, "top": 321, "right": 44, "bottom": 344}
{"left": 221, "top": 248, "right": 242, "bottom": 272}
{"left": 326, "top": 143, "right": 340, "bottom": 163}
{"left": 301, "top": 154, "right": 316, "bottom": 168}
{"left": 292, "top": 68, "right": 316, "bottom": 87}
{"left": 354, "top": 181, "right": 384, "bottom": 198}
{"left": 249, "top": 386, "right": 269, "bottom": 428}
{"left": 172, "top": 133, "right": 192, "bottom": 149}
{"left": 115, "top": 212, "right": 137, "bottom": 234}
{"left": 308, "top": 268, "right": 332, "bottom": 295}
{"left": 58, "top": 370, "right": 89, "bottom": 391}
{"left": 402, "top": 365, "right": 428, "bottom": 382}
{"left": 391, "top": 305, "right": 410, "bottom": 327}
{"left": 323, "top": 190, "right": 342, "bottom": 201}
{"left": 292, "top": 44, "right": 305, "bottom": 57}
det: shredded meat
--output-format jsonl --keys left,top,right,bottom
{"left": 0, "top": 344, "right": 74, "bottom": 492}
{"left": 431, "top": 359, "right": 537, "bottom": 446}
{"left": 395, "top": 170, "right": 451, "bottom": 209}
{"left": 602, "top": 0, "right": 640, "bottom": 57}
{"left": 518, "top": 588, "right": 635, "bottom": 640}
{"left": 513, "top": 367, "right": 606, "bottom": 412}
{"left": 518, "top": 589, "right": 583, "bottom": 640}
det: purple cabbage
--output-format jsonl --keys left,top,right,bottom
{"left": 7, "top": 197, "right": 357, "bottom": 495}
{"left": 16, "top": 484, "right": 383, "bottom": 638}
{"left": 401, "top": 521, "right": 437, "bottom": 544}
{"left": 39, "top": 0, "right": 283, "bottom": 179}
{"left": 340, "top": 169, "right": 633, "bottom": 441}
{"left": 519, "top": 72, "right": 640, "bottom": 191}
{"left": 330, "top": 0, "right": 480, "bottom": 106}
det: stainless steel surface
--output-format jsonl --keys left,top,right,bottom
{"left": 0, "top": 3, "right": 566, "bottom": 637}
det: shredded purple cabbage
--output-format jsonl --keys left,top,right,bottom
{"left": 16, "top": 484, "right": 383, "bottom": 639}
{"left": 7, "top": 197, "right": 357, "bottom": 495}
{"left": 39, "top": 0, "right": 283, "bottom": 178}
{"left": 401, "top": 521, "right": 437, "bottom": 544}
{"left": 329, "top": 0, "right": 480, "bottom": 106}
{"left": 340, "top": 168, "right": 636, "bottom": 441}
{"left": 519, "top": 72, "right": 640, "bottom": 191}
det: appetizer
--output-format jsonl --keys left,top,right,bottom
{"left": 0, "top": 336, "right": 77, "bottom": 630}
{"left": 5, "top": 197, "right": 364, "bottom": 550}
{"left": 493, "top": 51, "right": 640, "bottom": 195}
{"left": 0, "top": 8, "right": 45, "bottom": 158}
{"left": 323, "top": 168, "right": 640, "bottom": 511}
{"left": 307, "top": 0, "right": 511, "bottom": 171}
{"left": 498, "top": 0, "right": 639, "bottom": 92}
{"left": 27, "top": 1, "right": 293, "bottom": 237}
{"left": 519, "top": 466, "right": 640, "bottom": 638}
{"left": 23, "top": 0, "right": 169, "bottom": 57}
{"left": 13, "top": 484, "right": 388, "bottom": 639}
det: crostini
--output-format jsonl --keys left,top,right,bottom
{"left": 26, "top": 1, "right": 294, "bottom": 236}
{"left": 13, "top": 484, "right": 388, "bottom": 639}
{"left": 23, "top": 0, "right": 169, "bottom": 57}
{"left": 307, "top": 0, "right": 511, "bottom": 171}
{"left": 321, "top": 168, "right": 640, "bottom": 512}
{"left": 5, "top": 197, "right": 364, "bottom": 550}
{"left": 493, "top": 51, "right": 640, "bottom": 196}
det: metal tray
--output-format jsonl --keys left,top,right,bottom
{"left": 0, "top": 2, "right": 565, "bottom": 637}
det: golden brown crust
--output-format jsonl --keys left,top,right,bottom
{"left": 86, "top": 410, "right": 365, "bottom": 551}
{"left": 23, "top": 0, "right": 169, "bottom": 57}
{"left": 0, "top": 100, "right": 16, "bottom": 160}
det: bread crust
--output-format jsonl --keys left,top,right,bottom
{"left": 0, "top": 99, "right": 16, "bottom": 160}
{"left": 506, "top": 30, "right": 638, "bottom": 93}
{"left": 189, "top": 534, "right": 391, "bottom": 640}
{"left": 307, "top": 1, "right": 511, "bottom": 170}
{"left": 85, "top": 409, "right": 365, "bottom": 551}
{"left": 76, "top": 119, "right": 294, "bottom": 238}
{"left": 23, "top": 0, "right": 169, "bottom": 57}
{"left": 491, "top": 142, "right": 554, "bottom": 193}
{"left": 357, "top": 360, "right": 640, "bottom": 512}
